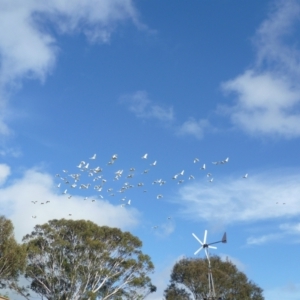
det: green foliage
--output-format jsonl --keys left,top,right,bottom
{"left": 22, "top": 219, "right": 155, "bottom": 299}
{"left": 164, "top": 256, "right": 264, "bottom": 300}
{"left": 163, "top": 283, "right": 190, "bottom": 300}
{"left": 0, "top": 216, "right": 26, "bottom": 289}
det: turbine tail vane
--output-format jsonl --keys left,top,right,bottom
{"left": 222, "top": 232, "right": 227, "bottom": 243}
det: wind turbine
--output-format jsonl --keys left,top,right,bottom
{"left": 192, "top": 230, "right": 227, "bottom": 300}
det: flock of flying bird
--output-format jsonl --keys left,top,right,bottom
{"left": 31, "top": 153, "right": 249, "bottom": 223}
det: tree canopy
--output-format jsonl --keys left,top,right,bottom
{"left": 0, "top": 215, "right": 26, "bottom": 289}
{"left": 21, "top": 219, "right": 155, "bottom": 300}
{"left": 164, "top": 256, "right": 264, "bottom": 300}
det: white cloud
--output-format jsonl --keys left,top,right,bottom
{"left": 121, "top": 91, "right": 174, "bottom": 122}
{"left": 222, "top": 70, "right": 300, "bottom": 138}
{"left": 175, "top": 170, "right": 300, "bottom": 225}
{"left": 0, "top": 163, "right": 11, "bottom": 186}
{"left": 0, "top": 0, "right": 139, "bottom": 85}
{"left": 0, "top": 167, "right": 140, "bottom": 242}
{"left": 0, "top": 0, "right": 140, "bottom": 135}
{"left": 222, "top": 0, "right": 300, "bottom": 138}
{"left": 177, "top": 117, "right": 210, "bottom": 139}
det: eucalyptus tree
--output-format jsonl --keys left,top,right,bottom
{"left": 164, "top": 256, "right": 264, "bottom": 300}
{"left": 0, "top": 216, "right": 26, "bottom": 289}
{"left": 22, "top": 219, "right": 155, "bottom": 300}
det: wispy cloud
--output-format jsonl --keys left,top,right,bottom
{"left": 152, "top": 220, "right": 175, "bottom": 238}
{"left": 120, "top": 91, "right": 174, "bottom": 122}
{"left": 245, "top": 221, "right": 300, "bottom": 246}
{"left": 0, "top": 147, "right": 22, "bottom": 157}
{"left": 219, "top": 254, "right": 247, "bottom": 272}
{"left": 177, "top": 118, "right": 210, "bottom": 140}
{"left": 279, "top": 222, "right": 300, "bottom": 234}
{"left": 222, "top": 0, "right": 300, "bottom": 138}
{"left": 121, "top": 90, "right": 212, "bottom": 139}
{"left": 246, "top": 233, "right": 280, "bottom": 245}
{"left": 0, "top": 0, "right": 140, "bottom": 136}
{"left": 264, "top": 283, "right": 300, "bottom": 300}
{"left": 147, "top": 255, "right": 186, "bottom": 300}
{"left": 0, "top": 166, "right": 140, "bottom": 241}
{"left": 175, "top": 170, "right": 300, "bottom": 225}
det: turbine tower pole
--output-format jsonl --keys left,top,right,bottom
{"left": 207, "top": 251, "right": 216, "bottom": 299}
{"left": 192, "top": 231, "right": 227, "bottom": 300}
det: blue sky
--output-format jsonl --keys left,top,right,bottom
{"left": 1, "top": 0, "right": 300, "bottom": 299}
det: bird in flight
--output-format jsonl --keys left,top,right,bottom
{"left": 54, "top": 151, "right": 244, "bottom": 216}
{"left": 221, "top": 157, "right": 229, "bottom": 164}
{"left": 150, "top": 160, "right": 157, "bottom": 166}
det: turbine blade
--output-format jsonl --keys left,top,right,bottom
{"left": 208, "top": 245, "right": 217, "bottom": 249}
{"left": 204, "top": 248, "right": 210, "bottom": 261}
{"left": 194, "top": 247, "right": 203, "bottom": 255}
{"left": 192, "top": 233, "right": 203, "bottom": 245}
{"left": 203, "top": 230, "right": 207, "bottom": 244}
